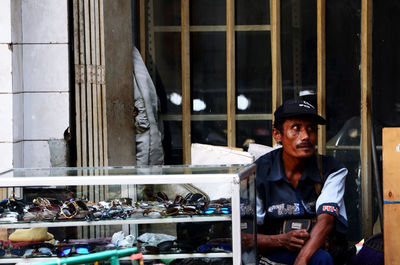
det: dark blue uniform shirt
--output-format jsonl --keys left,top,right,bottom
{"left": 255, "top": 148, "right": 348, "bottom": 235}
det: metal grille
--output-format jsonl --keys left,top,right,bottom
{"left": 72, "top": 0, "right": 110, "bottom": 238}
{"left": 73, "top": 0, "right": 108, "bottom": 169}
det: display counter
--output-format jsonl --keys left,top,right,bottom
{"left": 0, "top": 164, "right": 256, "bottom": 265}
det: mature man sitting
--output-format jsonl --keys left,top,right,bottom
{"left": 255, "top": 99, "right": 348, "bottom": 265}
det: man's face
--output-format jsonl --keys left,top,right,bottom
{"left": 273, "top": 117, "right": 318, "bottom": 159}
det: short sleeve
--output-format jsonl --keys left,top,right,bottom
{"left": 316, "top": 167, "right": 348, "bottom": 232}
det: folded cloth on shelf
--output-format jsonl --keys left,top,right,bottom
{"left": 137, "top": 232, "right": 176, "bottom": 249}
{"left": 109, "top": 231, "right": 135, "bottom": 247}
{"left": 9, "top": 227, "right": 54, "bottom": 242}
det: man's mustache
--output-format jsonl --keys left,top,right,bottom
{"left": 296, "top": 142, "right": 313, "bottom": 148}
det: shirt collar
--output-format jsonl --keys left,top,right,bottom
{"left": 268, "top": 148, "right": 285, "bottom": 181}
{"left": 268, "top": 148, "right": 322, "bottom": 183}
{"left": 302, "top": 156, "right": 323, "bottom": 183}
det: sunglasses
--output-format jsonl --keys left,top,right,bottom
{"left": 204, "top": 206, "right": 231, "bottom": 215}
{"left": 163, "top": 206, "right": 180, "bottom": 216}
{"left": 173, "top": 195, "right": 186, "bottom": 205}
{"left": 56, "top": 244, "right": 93, "bottom": 257}
{"left": 10, "top": 243, "right": 54, "bottom": 257}
{"left": 155, "top": 192, "right": 169, "bottom": 203}
{"left": 0, "top": 197, "right": 26, "bottom": 214}
{"left": 58, "top": 200, "right": 89, "bottom": 219}
{"left": 32, "top": 197, "right": 62, "bottom": 208}
{"left": 163, "top": 205, "right": 198, "bottom": 216}
{"left": 100, "top": 208, "right": 127, "bottom": 220}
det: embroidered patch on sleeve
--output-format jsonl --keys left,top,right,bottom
{"left": 321, "top": 205, "right": 339, "bottom": 215}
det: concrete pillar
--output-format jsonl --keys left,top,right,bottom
{"left": 0, "top": 0, "right": 14, "bottom": 170}
{"left": 0, "top": 0, "right": 70, "bottom": 169}
{"left": 19, "top": 0, "right": 70, "bottom": 168}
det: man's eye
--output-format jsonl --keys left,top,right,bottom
{"left": 293, "top": 125, "right": 300, "bottom": 130}
{"left": 307, "top": 126, "right": 317, "bottom": 132}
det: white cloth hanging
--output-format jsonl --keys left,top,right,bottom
{"left": 133, "top": 47, "right": 164, "bottom": 165}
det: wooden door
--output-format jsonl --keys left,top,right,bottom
{"left": 383, "top": 127, "right": 400, "bottom": 264}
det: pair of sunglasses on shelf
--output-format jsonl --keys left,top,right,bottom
{"left": 156, "top": 192, "right": 209, "bottom": 208}
{"left": 203, "top": 205, "right": 231, "bottom": 215}
{"left": 7, "top": 243, "right": 54, "bottom": 257}
{"left": 55, "top": 243, "right": 94, "bottom": 257}
{"left": 0, "top": 196, "right": 26, "bottom": 215}
{"left": 58, "top": 200, "right": 90, "bottom": 220}
{"left": 7, "top": 242, "right": 96, "bottom": 257}
{"left": 163, "top": 205, "right": 198, "bottom": 217}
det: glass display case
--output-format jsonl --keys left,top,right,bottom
{"left": 0, "top": 164, "right": 256, "bottom": 265}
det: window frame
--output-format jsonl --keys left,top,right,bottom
{"left": 137, "top": 0, "right": 374, "bottom": 237}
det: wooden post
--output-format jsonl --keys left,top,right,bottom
{"left": 361, "top": 0, "right": 373, "bottom": 238}
{"left": 78, "top": 0, "right": 88, "bottom": 167}
{"left": 270, "top": 0, "right": 282, "bottom": 143}
{"left": 90, "top": 0, "right": 99, "bottom": 168}
{"left": 103, "top": 0, "right": 135, "bottom": 166}
{"left": 99, "top": 0, "right": 108, "bottom": 167}
{"left": 181, "top": 0, "right": 191, "bottom": 164}
{"left": 227, "top": 0, "right": 236, "bottom": 148}
{"left": 84, "top": 0, "right": 94, "bottom": 167}
{"left": 317, "top": 0, "right": 326, "bottom": 155}
{"left": 94, "top": 0, "right": 104, "bottom": 166}
{"left": 139, "top": 0, "right": 146, "bottom": 62}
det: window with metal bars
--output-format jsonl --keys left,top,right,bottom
{"left": 135, "top": 0, "right": 373, "bottom": 243}
{"left": 139, "top": 0, "right": 273, "bottom": 165}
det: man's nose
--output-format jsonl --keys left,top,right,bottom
{"left": 300, "top": 128, "right": 310, "bottom": 140}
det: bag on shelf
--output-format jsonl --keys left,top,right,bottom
{"left": 9, "top": 227, "right": 54, "bottom": 242}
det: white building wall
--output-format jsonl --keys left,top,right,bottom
{"left": 0, "top": 0, "right": 14, "bottom": 170}
{"left": 0, "top": 0, "right": 70, "bottom": 169}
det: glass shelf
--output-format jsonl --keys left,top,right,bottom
{"left": 0, "top": 215, "right": 231, "bottom": 229}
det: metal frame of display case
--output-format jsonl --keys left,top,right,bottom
{"left": 0, "top": 164, "right": 256, "bottom": 265}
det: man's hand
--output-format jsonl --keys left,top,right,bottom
{"left": 294, "top": 214, "right": 335, "bottom": 264}
{"left": 256, "top": 229, "right": 310, "bottom": 253}
{"left": 281, "top": 229, "right": 310, "bottom": 252}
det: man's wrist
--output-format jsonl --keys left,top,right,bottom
{"left": 258, "top": 233, "right": 284, "bottom": 249}
{"left": 271, "top": 233, "right": 284, "bottom": 248}
{"left": 294, "top": 255, "right": 308, "bottom": 265}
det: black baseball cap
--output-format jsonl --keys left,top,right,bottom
{"left": 274, "top": 99, "right": 326, "bottom": 127}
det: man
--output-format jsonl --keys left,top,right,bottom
{"left": 255, "top": 99, "right": 348, "bottom": 265}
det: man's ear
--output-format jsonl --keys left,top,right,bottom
{"left": 272, "top": 128, "right": 282, "bottom": 143}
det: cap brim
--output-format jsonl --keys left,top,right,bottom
{"left": 314, "top": 115, "right": 326, "bottom": 125}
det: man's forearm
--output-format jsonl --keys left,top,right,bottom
{"left": 294, "top": 214, "right": 334, "bottom": 264}
{"left": 257, "top": 233, "right": 285, "bottom": 251}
